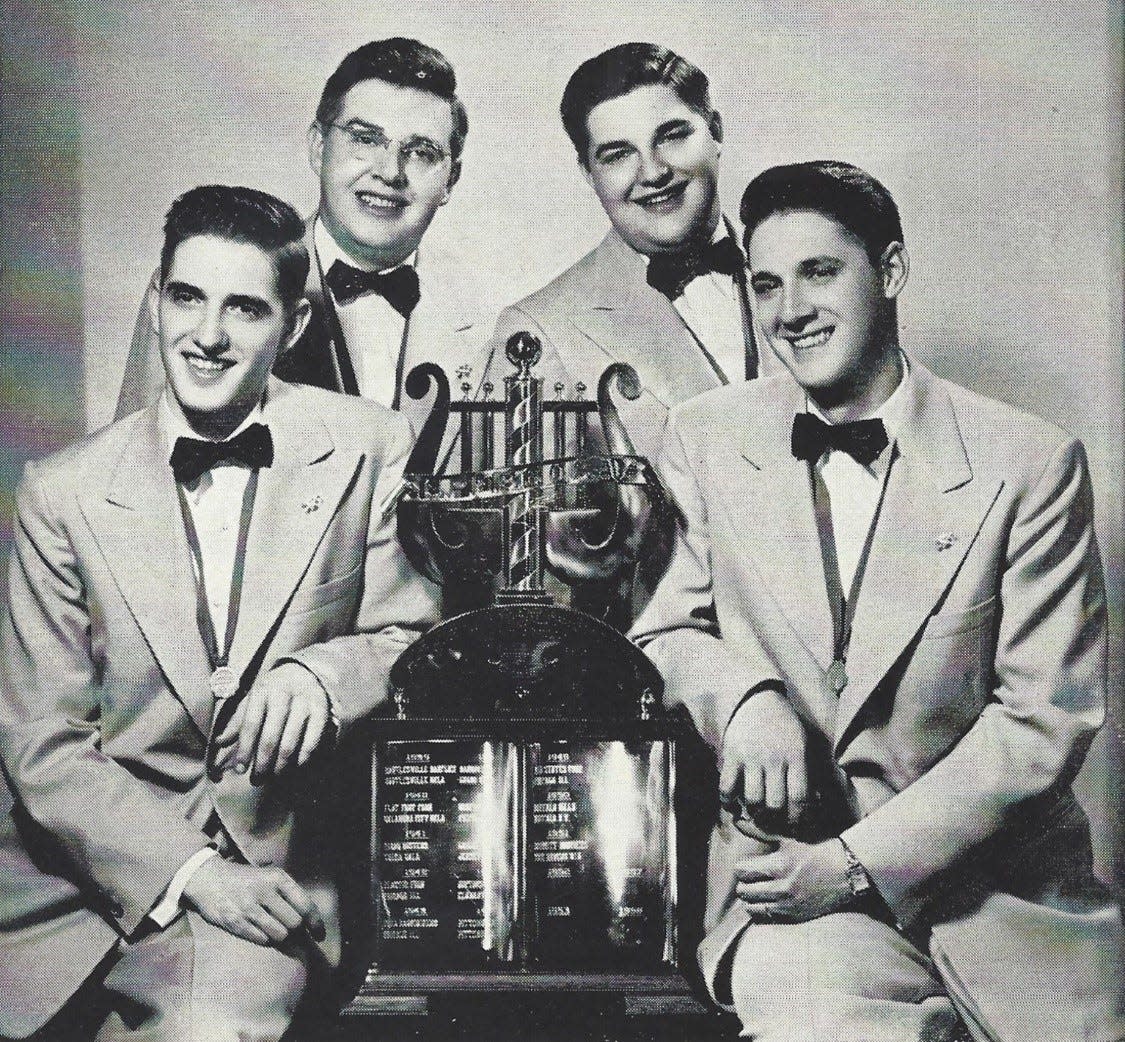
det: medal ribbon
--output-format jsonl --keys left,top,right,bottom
{"left": 176, "top": 469, "right": 259, "bottom": 699}
{"left": 810, "top": 447, "right": 895, "bottom": 693}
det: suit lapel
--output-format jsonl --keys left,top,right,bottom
{"left": 80, "top": 408, "right": 214, "bottom": 737}
{"left": 224, "top": 381, "right": 365, "bottom": 679}
{"left": 716, "top": 381, "right": 838, "bottom": 671}
{"left": 833, "top": 366, "right": 1004, "bottom": 750}
{"left": 567, "top": 230, "right": 724, "bottom": 408}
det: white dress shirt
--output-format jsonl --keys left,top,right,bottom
{"left": 147, "top": 393, "right": 272, "bottom": 926}
{"left": 315, "top": 218, "right": 416, "bottom": 408}
{"left": 809, "top": 354, "right": 909, "bottom": 590}
{"left": 646, "top": 220, "right": 750, "bottom": 385}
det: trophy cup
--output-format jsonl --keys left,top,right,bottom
{"left": 343, "top": 334, "right": 704, "bottom": 1017}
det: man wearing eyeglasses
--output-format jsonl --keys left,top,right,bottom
{"left": 116, "top": 38, "right": 496, "bottom": 443}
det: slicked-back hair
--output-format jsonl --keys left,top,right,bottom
{"left": 740, "top": 161, "right": 905, "bottom": 264}
{"left": 315, "top": 38, "right": 469, "bottom": 163}
{"left": 160, "top": 185, "right": 310, "bottom": 310}
{"left": 561, "top": 43, "right": 715, "bottom": 167}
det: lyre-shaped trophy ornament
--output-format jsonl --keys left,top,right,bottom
{"left": 396, "top": 331, "right": 663, "bottom": 613}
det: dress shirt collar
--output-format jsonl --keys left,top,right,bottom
{"left": 642, "top": 216, "right": 734, "bottom": 270}
{"left": 314, "top": 217, "right": 418, "bottom": 280}
{"left": 806, "top": 350, "right": 909, "bottom": 473}
{"left": 159, "top": 389, "right": 267, "bottom": 465}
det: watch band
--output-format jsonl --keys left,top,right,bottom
{"left": 839, "top": 837, "right": 873, "bottom": 898}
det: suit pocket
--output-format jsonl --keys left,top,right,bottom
{"left": 922, "top": 595, "right": 997, "bottom": 639}
{"left": 286, "top": 564, "right": 362, "bottom": 618}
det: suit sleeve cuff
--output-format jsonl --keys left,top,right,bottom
{"left": 722, "top": 679, "right": 786, "bottom": 740}
{"left": 147, "top": 847, "right": 219, "bottom": 928}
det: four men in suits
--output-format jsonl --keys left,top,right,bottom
{"left": 5, "top": 36, "right": 1120, "bottom": 1042}
{"left": 490, "top": 43, "right": 772, "bottom": 464}
{"left": 630, "top": 161, "right": 1123, "bottom": 1041}
{"left": 0, "top": 186, "right": 438, "bottom": 1040}
{"left": 115, "top": 38, "right": 498, "bottom": 447}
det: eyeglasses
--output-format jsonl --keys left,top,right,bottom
{"left": 323, "top": 121, "right": 450, "bottom": 174}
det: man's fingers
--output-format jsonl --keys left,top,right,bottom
{"left": 295, "top": 705, "right": 328, "bottom": 768}
{"left": 785, "top": 761, "right": 808, "bottom": 824}
{"left": 763, "top": 761, "right": 787, "bottom": 812}
{"left": 251, "top": 693, "right": 293, "bottom": 783}
{"left": 211, "top": 699, "right": 248, "bottom": 770}
{"left": 245, "top": 907, "right": 291, "bottom": 945}
{"left": 718, "top": 755, "right": 740, "bottom": 804}
{"left": 276, "top": 875, "right": 326, "bottom": 941}
{"left": 274, "top": 707, "right": 309, "bottom": 776}
{"left": 234, "top": 689, "right": 270, "bottom": 772}
{"left": 741, "top": 764, "right": 765, "bottom": 811}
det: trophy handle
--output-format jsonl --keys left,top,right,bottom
{"left": 403, "top": 362, "right": 451, "bottom": 475}
{"left": 596, "top": 362, "right": 641, "bottom": 457}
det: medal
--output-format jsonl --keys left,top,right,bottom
{"left": 827, "top": 659, "right": 848, "bottom": 694}
{"left": 210, "top": 665, "right": 239, "bottom": 701}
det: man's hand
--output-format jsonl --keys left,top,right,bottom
{"left": 734, "top": 837, "right": 853, "bottom": 923}
{"left": 181, "top": 856, "right": 326, "bottom": 947}
{"left": 720, "top": 689, "right": 808, "bottom": 829}
{"left": 212, "top": 663, "right": 332, "bottom": 784}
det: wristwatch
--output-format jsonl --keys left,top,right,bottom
{"left": 838, "top": 838, "right": 873, "bottom": 898}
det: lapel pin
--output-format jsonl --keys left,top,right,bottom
{"left": 301, "top": 494, "right": 323, "bottom": 514}
{"left": 936, "top": 532, "right": 957, "bottom": 551}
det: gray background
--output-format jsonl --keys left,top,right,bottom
{"left": 3, "top": 0, "right": 1122, "bottom": 882}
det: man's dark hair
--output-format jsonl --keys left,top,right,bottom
{"left": 740, "top": 161, "right": 905, "bottom": 263}
{"left": 315, "top": 38, "right": 469, "bottom": 164}
{"left": 160, "top": 185, "right": 310, "bottom": 310}
{"left": 560, "top": 43, "right": 716, "bottom": 166}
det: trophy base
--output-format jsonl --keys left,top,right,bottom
{"left": 341, "top": 971, "right": 707, "bottom": 1017}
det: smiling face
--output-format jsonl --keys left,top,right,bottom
{"left": 309, "top": 77, "right": 457, "bottom": 270}
{"left": 748, "top": 209, "right": 908, "bottom": 418}
{"left": 582, "top": 83, "right": 721, "bottom": 257}
{"left": 152, "top": 234, "right": 309, "bottom": 439}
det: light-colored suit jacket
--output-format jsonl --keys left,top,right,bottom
{"left": 489, "top": 227, "right": 761, "bottom": 464}
{"left": 115, "top": 217, "right": 500, "bottom": 446}
{"left": 0, "top": 380, "right": 439, "bottom": 1038}
{"left": 631, "top": 362, "right": 1123, "bottom": 1040}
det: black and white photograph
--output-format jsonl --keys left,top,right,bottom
{"left": 1, "top": 2, "right": 1121, "bottom": 1040}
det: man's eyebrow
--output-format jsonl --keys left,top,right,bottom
{"left": 592, "top": 137, "right": 633, "bottom": 160}
{"left": 798, "top": 255, "right": 844, "bottom": 271}
{"left": 164, "top": 279, "right": 202, "bottom": 296}
{"left": 225, "top": 293, "right": 273, "bottom": 313}
{"left": 654, "top": 117, "right": 692, "bottom": 136}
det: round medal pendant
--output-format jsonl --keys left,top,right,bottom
{"left": 209, "top": 665, "right": 239, "bottom": 701}
{"left": 827, "top": 659, "right": 848, "bottom": 695}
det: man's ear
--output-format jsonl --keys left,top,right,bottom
{"left": 880, "top": 242, "right": 909, "bottom": 300}
{"left": 441, "top": 159, "right": 461, "bottom": 204}
{"left": 281, "top": 298, "right": 312, "bottom": 354}
{"left": 307, "top": 122, "right": 325, "bottom": 178}
{"left": 708, "top": 110, "right": 724, "bottom": 145}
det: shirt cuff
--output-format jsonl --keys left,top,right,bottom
{"left": 148, "top": 846, "right": 220, "bottom": 928}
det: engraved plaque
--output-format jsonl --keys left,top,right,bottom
{"left": 527, "top": 740, "right": 673, "bottom": 970}
{"left": 375, "top": 739, "right": 517, "bottom": 968}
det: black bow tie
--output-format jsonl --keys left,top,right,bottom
{"left": 170, "top": 423, "right": 273, "bottom": 485}
{"left": 646, "top": 235, "right": 743, "bottom": 300}
{"left": 791, "top": 412, "right": 889, "bottom": 467}
{"left": 325, "top": 259, "right": 421, "bottom": 317}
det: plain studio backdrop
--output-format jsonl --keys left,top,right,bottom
{"left": 1, "top": 0, "right": 1122, "bottom": 884}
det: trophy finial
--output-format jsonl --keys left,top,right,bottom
{"left": 505, "top": 331, "right": 542, "bottom": 375}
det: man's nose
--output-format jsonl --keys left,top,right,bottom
{"left": 779, "top": 283, "right": 815, "bottom": 326}
{"left": 637, "top": 148, "right": 672, "bottom": 186}
{"left": 370, "top": 142, "right": 408, "bottom": 186}
{"left": 193, "top": 307, "right": 228, "bottom": 351}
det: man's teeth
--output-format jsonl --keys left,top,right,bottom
{"left": 185, "top": 354, "right": 229, "bottom": 372}
{"left": 791, "top": 329, "right": 832, "bottom": 349}
{"left": 357, "top": 192, "right": 405, "bottom": 211}
{"left": 639, "top": 184, "right": 684, "bottom": 206}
